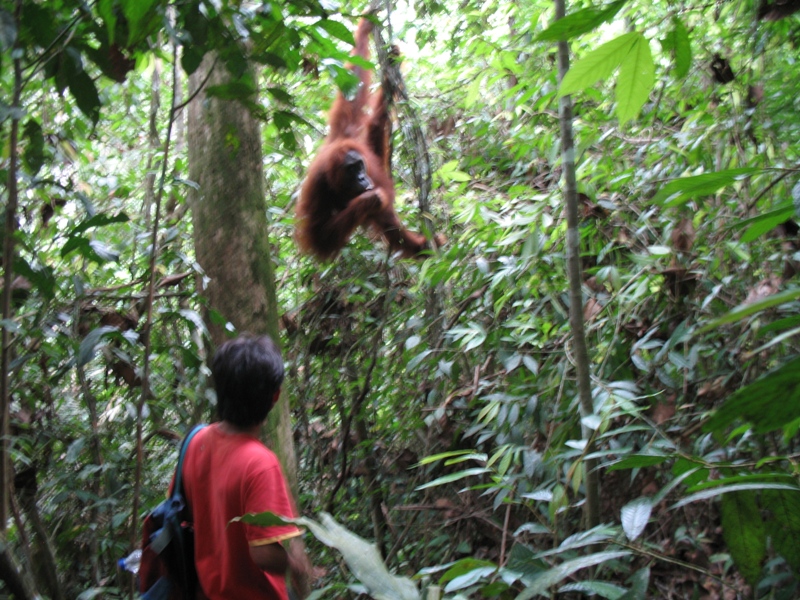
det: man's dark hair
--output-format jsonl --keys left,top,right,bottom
{"left": 211, "top": 334, "right": 285, "bottom": 428}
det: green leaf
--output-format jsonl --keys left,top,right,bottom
{"left": 22, "top": 119, "right": 45, "bottom": 175}
{"left": 618, "top": 567, "right": 649, "bottom": 600}
{"left": 415, "top": 468, "right": 491, "bottom": 490}
{"left": 739, "top": 201, "right": 794, "bottom": 242}
{"left": 65, "top": 438, "right": 86, "bottom": 462}
{"left": 762, "top": 489, "right": 800, "bottom": 576}
{"left": 315, "top": 19, "right": 354, "bottom": 45}
{"left": 418, "top": 450, "right": 478, "bottom": 465}
{"left": 78, "top": 326, "right": 121, "bottom": 366}
{"left": 721, "top": 491, "right": 765, "bottom": 585}
{"left": 64, "top": 55, "right": 101, "bottom": 123}
{"left": 266, "top": 87, "right": 293, "bottom": 104}
{"left": 696, "top": 287, "right": 800, "bottom": 334}
{"left": 206, "top": 81, "right": 256, "bottom": 101}
{"left": 13, "top": 258, "right": 55, "bottom": 300}
{"left": 516, "top": 552, "right": 631, "bottom": 599}
{"left": 671, "top": 17, "right": 691, "bottom": 78}
{"left": 121, "top": 0, "right": 160, "bottom": 46}
{"left": 61, "top": 236, "right": 90, "bottom": 258}
{"left": 71, "top": 213, "right": 129, "bottom": 236}
{"left": 607, "top": 454, "right": 668, "bottom": 470}
{"left": 703, "top": 356, "right": 800, "bottom": 434}
{"left": 182, "top": 46, "right": 205, "bottom": 75}
{"left": 97, "top": 0, "right": 116, "bottom": 44}
{"left": 535, "top": 1, "right": 628, "bottom": 42}
{"left": 615, "top": 34, "right": 654, "bottom": 125}
{"left": 559, "top": 32, "right": 639, "bottom": 96}
{"left": 651, "top": 168, "right": 759, "bottom": 206}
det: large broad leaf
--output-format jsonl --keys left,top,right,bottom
{"left": 535, "top": 1, "right": 628, "bottom": 42}
{"left": 621, "top": 497, "right": 652, "bottom": 541}
{"left": 696, "top": 287, "right": 800, "bottom": 334}
{"left": 662, "top": 17, "right": 691, "bottom": 78}
{"left": 78, "top": 326, "right": 124, "bottom": 366}
{"left": 63, "top": 51, "right": 101, "bottom": 123}
{"left": 651, "top": 168, "right": 759, "bottom": 206}
{"left": 96, "top": 0, "right": 117, "bottom": 44}
{"left": 721, "top": 491, "right": 765, "bottom": 586}
{"left": 515, "top": 552, "right": 631, "bottom": 599}
{"left": 121, "top": 0, "right": 160, "bottom": 46}
{"left": 315, "top": 19, "right": 354, "bottom": 44}
{"left": 235, "top": 512, "right": 420, "bottom": 600}
{"left": 737, "top": 201, "right": 795, "bottom": 242}
{"left": 703, "top": 356, "right": 800, "bottom": 434}
{"left": 559, "top": 33, "right": 639, "bottom": 96}
{"left": 762, "top": 489, "right": 800, "bottom": 576}
{"left": 615, "top": 33, "right": 654, "bottom": 125}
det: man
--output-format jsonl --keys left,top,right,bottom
{"left": 182, "top": 334, "right": 310, "bottom": 598}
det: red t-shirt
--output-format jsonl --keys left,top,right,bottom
{"left": 182, "top": 423, "right": 301, "bottom": 599}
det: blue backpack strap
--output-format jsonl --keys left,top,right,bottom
{"left": 173, "top": 424, "right": 206, "bottom": 500}
{"left": 148, "top": 424, "right": 207, "bottom": 555}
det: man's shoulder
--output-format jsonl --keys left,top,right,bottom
{"left": 233, "top": 437, "right": 280, "bottom": 466}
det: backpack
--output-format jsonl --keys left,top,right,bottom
{"left": 138, "top": 424, "right": 206, "bottom": 600}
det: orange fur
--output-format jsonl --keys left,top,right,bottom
{"left": 296, "top": 19, "right": 435, "bottom": 261}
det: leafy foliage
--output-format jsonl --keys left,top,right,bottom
{"left": 3, "top": 0, "right": 800, "bottom": 597}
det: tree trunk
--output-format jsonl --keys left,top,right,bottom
{"left": 554, "top": 0, "right": 601, "bottom": 528}
{"left": 186, "top": 55, "right": 297, "bottom": 489}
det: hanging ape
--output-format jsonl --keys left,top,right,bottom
{"left": 296, "top": 19, "right": 438, "bottom": 261}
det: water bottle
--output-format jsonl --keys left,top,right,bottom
{"left": 118, "top": 549, "right": 142, "bottom": 575}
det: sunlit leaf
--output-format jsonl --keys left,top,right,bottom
{"left": 415, "top": 468, "right": 491, "bottom": 490}
{"left": 652, "top": 168, "right": 759, "bottom": 206}
{"left": 315, "top": 19, "right": 354, "bottom": 44}
{"left": 559, "top": 33, "right": 639, "bottom": 96}
{"left": 535, "top": 1, "right": 627, "bottom": 42}
{"left": 615, "top": 33, "right": 654, "bottom": 125}
{"left": 121, "top": 0, "right": 159, "bottom": 45}
{"left": 663, "top": 17, "right": 692, "bottom": 78}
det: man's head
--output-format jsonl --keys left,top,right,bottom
{"left": 211, "top": 334, "right": 285, "bottom": 428}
